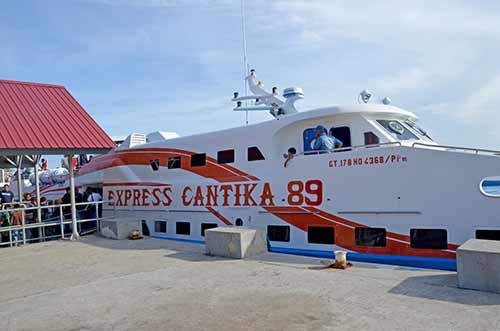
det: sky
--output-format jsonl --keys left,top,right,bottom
{"left": 2, "top": 0, "right": 500, "bottom": 163}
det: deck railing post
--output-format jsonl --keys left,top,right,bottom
{"left": 21, "top": 209, "right": 26, "bottom": 245}
{"left": 59, "top": 205, "right": 64, "bottom": 239}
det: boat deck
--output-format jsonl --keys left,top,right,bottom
{"left": 0, "top": 236, "right": 499, "bottom": 331}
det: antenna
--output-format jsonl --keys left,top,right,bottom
{"left": 240, "top": 0, "right": 249, "bottom": 125}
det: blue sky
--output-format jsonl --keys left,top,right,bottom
{"left": 2, "top": 0, "right": 500, "bottom": 159}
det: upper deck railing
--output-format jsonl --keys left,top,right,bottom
{"left": 296, "top": 141, "right": 500, "bottom": 157}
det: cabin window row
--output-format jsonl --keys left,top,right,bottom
{"left": 150, "top": 146, "right": 265, "bottom": 171}
{"left": 267, "top": 226, "right": 454, "bottom": 249}
{"left": 155, "top": 220, "right": 218, "bottom": 236}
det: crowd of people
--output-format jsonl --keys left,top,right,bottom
{"left": 0, "top": 184, "right": 102, "bottom": 246}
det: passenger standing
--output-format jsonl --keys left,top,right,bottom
{"left": 313, "top": 125, "right": 343, "bottom": 152}
{"left": 11, "top": 204, "right": 23, "bottom": 245}
{"left": 61, "top": 188, "right": 71, "bottom": 217}
{"left": 40, "top": 158, "right": 48, "bottom": 171}
{"left": 1, "top": 184, "right": 15, "bottom": 204}
{"left": 0, "top": 204, "right": 11, "bottom": 244}
{"left": 87, "top": 188, "right": 102, "bottom": 220}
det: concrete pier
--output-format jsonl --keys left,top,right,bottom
{"left": 457, "top": 239, "right": 500, "bottom": 294}
{"left": 205, "top": 227, "right": 266, "bottom": 258}
{"left": 0, "top": 236, "right": 499, "bottom": 331}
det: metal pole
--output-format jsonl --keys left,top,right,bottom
{"left": 16, "top": 156, "right": 23, "bottom": 202}
{"left": 34, "top": 156, "right": 41, "bottom": 223}
{"left": 21, "top": 208, "right": 26, "bottom": 245}
{"left": 59, "top": 205, "right": 64, "bottom": 239}
{"left": 68, "top": 155, "right": 79, "bottom": 240}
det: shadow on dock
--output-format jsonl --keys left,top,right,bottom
{"left": 389, "top": 273, "right": 500, "bottom": 306}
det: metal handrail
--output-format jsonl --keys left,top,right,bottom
{"left": 412, "top": 142, "right": 500, "bottom": 156}
{"left": 0, "top": 200, "right": 114, "bottom": 247}
{"left": 299, "top": 141, "right": 402, "bottom": 156}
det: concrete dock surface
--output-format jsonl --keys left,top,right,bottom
{"left": 0, "top": 236, "right": 499, "bottom": 331}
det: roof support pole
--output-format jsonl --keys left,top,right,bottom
{"left": 68, "top": 154, "right": 79, "bottom": 241}
{"left": 16, "top": 155, "right": 23, "bottom": 202}
{"left": 34, "top": 155, "right": 41, "bottom": 223}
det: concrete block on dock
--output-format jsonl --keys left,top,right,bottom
{"left": 99, "top": 217, "right": 142, "bottom": 240}
{"left": 205, "top": 227, "right": 266, "bottom": 259}
{"left": 457, "top": 239, "right": 500, "bottom": 294}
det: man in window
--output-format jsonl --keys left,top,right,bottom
{"left": 313, "top": 125, "right": 342, "bottom": 152}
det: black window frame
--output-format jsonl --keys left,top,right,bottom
{"left": 176, "top": 222, "right": 191, "bottom": 235}
{"left": 167, "top": 156, "right": 181, "bottom": 169}
{"left": 364, "top": 132, "right": 380, "bottom": 145}
{"left": 201, "top": 223, "right": 218, "bottom": 236}
{"left": 248, "top": 146, "right": 265, "bottom": 161}
{"left": 217, "top": 149, "right": 235, "bottom": 164}
{"left": 476, "top": 229, "right": 500, "bottom": 241}
{"left": 150, "top": 159, "right": 160, "bottom": 171}
{"left": 267, "top": 225, "right": 290, "bottom": 242}
{"left": 308, "top": 226, "right": 335, "bottom": 245}
{"left": 154, "top": 220, "right": 167, "bottom": 233}
{"left": 191, "top": 153, "right": 206, "bottom": 167}
{"left": 330, "top": 126, "right": 351, "bottom": 147}
{"left": 355, "top": 227, "right": 387, "bottom": 247}
{"left": 410, "top": 229, "right": 448, "bottom": 249}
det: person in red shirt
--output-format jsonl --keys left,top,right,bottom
{"left": 40, "top": 158, "right": 48, "bottom": 171}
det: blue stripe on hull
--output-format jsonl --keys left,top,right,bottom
{"left": 150, "top": 235, "right": 205, "bottom": 244}
{"left": 149, "top": 236, "right": 456, "bottom": 271}
{"left": 270, "top": 247, "right": 457, "bottom": 271}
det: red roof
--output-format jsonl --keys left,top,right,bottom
{"left": 0, "top": 79, "right": 115, "bottom": 153}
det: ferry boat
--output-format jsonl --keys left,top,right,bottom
{"left": 18, "top": 71, "right": 500, "bottom": 270}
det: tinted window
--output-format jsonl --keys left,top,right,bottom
{"left": 364, "top": 132, "right": 380, "bottom": 145}
{"left": 176, "top": 222, "right": 191, "bottom": 235}
{"left": 308, "top": 226, "right": 335, "bottom": 244}
{"left": 201, "top": 223, "right": 218, "bottom": 236}
{"left": 330, "top": 127, "right": 351, "bottom": 147}
{"left": 476, "top": 230, "right": 500, "bottom": 241}
{"left": 303, "top": 128, "right": 316, "bottom": 153}
{"left": 377, "top": 120, "right": 418, "bottom": 140}
{"left": 168, "top": 157, "right": 181, "bottom": 169}
{"left": 410, "top": 229, "right": 447, "bottom": 249}
{"left": 155, "top": 220, "right": 167, "bottom": 233}
{"left": 355, "top": 228, "right": 386, "bottom": 247}
{"left": 235, "top": 218, "right": 243, "bottom": 226}
{"left": 150, "top": 159, "right": 160, "bottom": 171}
{"left": 191, "top": 153, "right": 206, "bottom": 167}
{"left": 217, "top": 149, "right": 235, "bottom": 164}
{"left": 480, "top": 177, "right": 500, "bottom": 197}
{"left": 248, "top": 146, "right": 265, "bottom": 161}
{"left": 267, "top": 225, "right": 290, "bottom": 242}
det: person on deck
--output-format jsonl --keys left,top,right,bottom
{"left": 313, "top": 125, "right": 343, "bottom": 152}
{"left": 40, "top": 158, "right": 48, "bottom": 171}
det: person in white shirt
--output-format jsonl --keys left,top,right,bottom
{"left": 87, "top": 188, "right": 102, "bottom": 220}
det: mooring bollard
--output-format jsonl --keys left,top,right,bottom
{"left": 334, "top": 250, "right": 347, "bottom": 268}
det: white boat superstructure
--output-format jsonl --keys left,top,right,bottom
{"left": 20, "top": 71, "right": 500, "bottom": 270}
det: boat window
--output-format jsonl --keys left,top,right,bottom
{"left": 405, "top": 120, "right": 433, "bottom": 141}
{"left": 191, "top": 153, "right": 206, "bottom": 167}
{"left": 176, "top": 222, "right": 191, "bottom": 235}
{"left": 410, "top": 229, "right": 447, "bottom": 249}
{"left": 267, "top": 225, "right": 290, "bottom": 242}
{"left": 217, "top": 149, "right": 235, "bottom": 164}
{"left": 364, "top": 132, "right": 380, "bottom": 145}
{"left": 330, "top": 127, "right": 351, "bottom": 147}
{"left": 303, "top": 128, "right": 317, "bottom": 154}
{"left": 167, "top": 156, "right": 181, "bottom": 169}
{"left": 155, "top": 220, "right": 167, "bottom": 233}
{"left": 476, "top": 230, "right": 500, "bottom": 241}
{"left": 479, "top": 177, "right": 500, "bottom": 197}
{"left": 248, "top": 146, "right": 265, "bottom": 161}
{"left": 201, "top": 223, "right": 218, "bottom": 236}
{"left": 355, "top": 228, "right": 386, "bottom": 247}
{"left": 141, "top": 220, "right": 150, "bottom": 236}
{"left": 376, "top": 120, "right": 418, "bottom": 140}
{"left": 308, "top": 226, "right": 335, "bottom": 244}
{"left": 150, "top": 159, "right": 160, "bottom": 171}
{"left": 235, "top": 218, "right": 243, "bottom": 226}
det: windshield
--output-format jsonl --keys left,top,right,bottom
{"left": 376, "top": 120, "right": 418, "bottom": 141}
{"left": 404, "top": 120, "right": 433, "bottom": 141}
